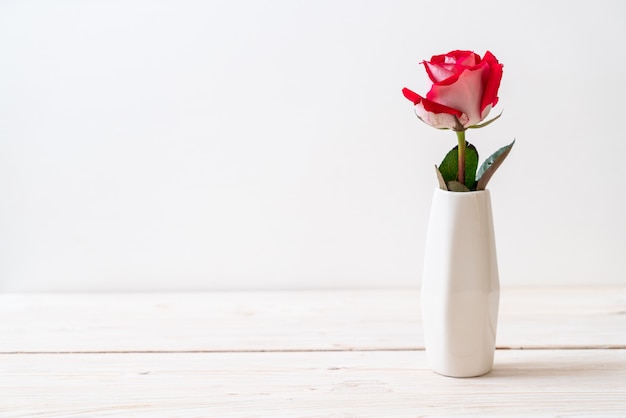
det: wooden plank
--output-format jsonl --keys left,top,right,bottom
{"left": 1, "top": 349, "right": 625, "bottom": 417}
{"left": 498, "top": 287, "right": 626, "bottom": 349}
{"left": 0, "top": 287, "right": 624, "bottom": 352}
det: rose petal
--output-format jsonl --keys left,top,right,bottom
{"left": 403, "top": 50, "right": 502, "bottom": 130}
{"left": 423, "top": 62, "right": 456, "bottom": 83}
{"left": 454, "top": 51, "right": 479, "bottom": 67}
{"left": 415, "top": 96, "right": 467, "bottom": 130}
{"left": 420, "top": 95, "right": 463, "bottom": 117}
{"left": 415, "top": 103, "right": 461, "bottom": 130}
{"left": 402, "top": 87, "right": 422, "bottom": 104}
{"left": 423, "top": 51, "right": 480, "bottom": 84}
{"left": 480, "top": 104, "right": 492, "bottom": 121}
{"left": 480, "top": 51, "right": 503, "bottom": 114}
{"left": 430, "top": 50, "right": 480, "bottom": 67}
{"left": 426, "top": 62, "right": 490, "bottom": 128}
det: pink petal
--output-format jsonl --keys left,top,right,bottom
{"left": 420, "top": 95, "right": 463, "bottom": 118}
{"left": 426, "top": 62, "right": 490, "bottom": 128}
{"left": 415, "top": 103, "right": 468, "bottom": 130}
{"left": 454, "top": 51, "right": 480, "bottom": 67}
{"left": 430, "top": 50, "right": 480, "bottom": 67}
{"left": 403, "top": 87, "right": 467, "bottom": 130}
{"left": 415, "top": 96, "right": 467, "bottom": 130}
{"left": 423, "top": 62, "right": 456, "bottom": 83}
{"left": 423, "top": 51, "right": 481, "bottom": 84}
{"left": 480, "top": 104, "right": 492, "bottom": 121}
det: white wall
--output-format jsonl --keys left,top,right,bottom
{"left": 1, "top": 0, "right": 625, "bottom": 291}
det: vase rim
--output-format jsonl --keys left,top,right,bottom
{"left": 434, "top": 188, "right": 490, "bottom": 195}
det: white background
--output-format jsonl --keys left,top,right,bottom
{"left": 1, "top": 0, "right": 625, "bottom": 291}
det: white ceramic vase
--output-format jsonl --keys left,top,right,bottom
{"left": 421, "top": 188, "right": 500, "bottom": 377}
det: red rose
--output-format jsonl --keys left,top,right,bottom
{"left": 402, "top": 50, "right": 503, "bottom": 130}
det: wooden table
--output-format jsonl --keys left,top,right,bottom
{"left": 1, "top": 287, "right": 625, "bottom": 417}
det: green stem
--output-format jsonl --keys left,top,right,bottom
{"left": 456, "top": 130, "right": 466, "bottom": 185}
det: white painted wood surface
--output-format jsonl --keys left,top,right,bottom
{"left": 1, "top": 287, "right": 625, "bottom": 416}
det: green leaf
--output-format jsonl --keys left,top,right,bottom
{"left": 438, "top": 146, "right": 458, "bottom": 184}
{"left": 465, "top": 143, "right": 479, "bottom": 190}
{"left": 434, "top": 165, "right": 448, "bottom": 190}
{"left": 438, "top": 142, "right": 479, "bottom": 190}
{"left": 476, "top": 139, "right": 515, "bottom": 190}
{"left": 446, "top": 181, "right": 470, "bottom": 192}
{"left": 468, "top": 111, "right": 503, "bottom": 129}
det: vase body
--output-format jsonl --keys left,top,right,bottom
{"left": 421, "top": 188, "right": 500, "bottom": 377}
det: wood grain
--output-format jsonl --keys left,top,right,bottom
{"left": 1, "top": 287, "right": 624, "bottom": 352}
{"left": 1, "top": 287, "right": 625, "bottom": 416}
{"left": 1, "top": 350, "right": 625, "bottom": 417}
